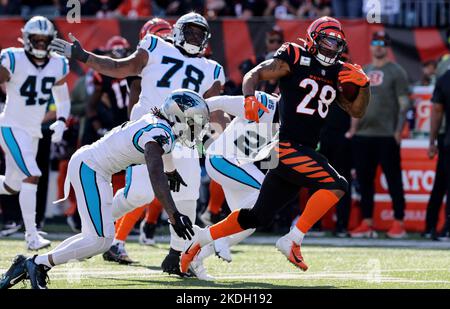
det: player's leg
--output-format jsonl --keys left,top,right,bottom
{"left": 350, "top": 135, "right": 379, "bottom": 238}
{"left": 199, "top": 156, "right": 263, "bottom": 261}
{"left": 111, "top": 164, "right": 155, "bottom": 219}
{"left": 162, "top": 146, "right": 200, "bottom": 276}
{"left": 200, "top": 179, "right": 225, "bottom": 225}
{"left": 103, "top": 206, "right": 145, "bottom": 264}
{"left": 24, "top": 153, "right": 115, "bottom": 289}
{"left": 379, "top": 137, "right": 407, "bottom": 238}
{"left": 182, "top": 143, "right": 348, "bottom": 272}
{"left": 0, "top": 127, "right": 49, "bottom": 250}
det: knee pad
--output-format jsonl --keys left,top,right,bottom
{"left": 112, "top": 189, "right": 136, "bottom": 220}
{"left": 125, "top": 183, "right": 153, "bottom": 207}
{"left": 237, "top": 208, "right": 260, "bottom": 229}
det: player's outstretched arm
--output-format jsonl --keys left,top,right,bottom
{"left": 242, "top": 59, "right": 290, "bottom": 97}
{"left": 49, "top": 33, "right": 147, "bottom": 79}
{"left": 144, "top": 142, "right": 194, "bottom": 240}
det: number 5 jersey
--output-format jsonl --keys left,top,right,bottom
{"left": 0, "top": 47, "right": 69, "bottom": 138}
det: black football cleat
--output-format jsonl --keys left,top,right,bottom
{"left": 25, "top": 256, "right": 50, "bottom": 289}
{"left": 102, "top": 244, "right": 134, "bottom": 265}
{"left": 0, "top": 254, "right": 28, "bottom": 289}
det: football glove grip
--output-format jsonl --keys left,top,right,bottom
{"left": 165, "top": 170, "right": 187, "bottom": 192}
{"left": 49, "top": 33, "right": 89, "bottom": 63}
{"left": 244, "top": 95, "right": 269, "bottom": 123}
{"left": 171, "top": 212, "right": 194, "bottom": 240}
{"left": 338, "top": 63, "right": 370, "bottom": 87}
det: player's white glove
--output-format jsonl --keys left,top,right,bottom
{"left": 49, "top": 120, "right": 67, "bottom": 143}
{"left": 49, "top": 33, "right": 89, "bottom": 63}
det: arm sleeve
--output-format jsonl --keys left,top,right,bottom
{"left": 52, "top": 82, "right": 71, "bottom": 120}
{"left": 212, "top": 63, "right": 225, "bottom": 86}
{"left": 432, "top": 75, "right": 446, "bottom": 105}
{"left": 0, "top": 49, "right": 13, "bottom": 75}
{"left": 206, "top": 95, "right": 245, "bottom": 118}
{"left": 138, "top": 127, "right": 173, "bottom": 154}
{"left": 137, "top": 34, "right": 160, "bottom": 65}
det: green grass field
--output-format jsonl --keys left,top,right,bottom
{"left": 1, "top": 237, "right": 450, "bottom": 289}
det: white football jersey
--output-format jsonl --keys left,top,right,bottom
{"left": 0, "top": 48, "right": 69, "bottom": 138}
{"left": 131, "top": 34, "right": 225, "bottom": 120}
{"left": 206, "top": 91, "right": 279, "bottom": 163}
{"left": 86, "top": 114, "right": 175, "bottom": 176}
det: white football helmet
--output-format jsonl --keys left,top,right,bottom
{"left": 162, "top": 89, "right": 210, "bottom": 148}
{"left": 22, "top": 16, "right": 57, "bottom": 59}
{"left": 173, "top": 12, "right": 211, "bottom": 56}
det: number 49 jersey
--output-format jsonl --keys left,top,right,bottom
{"left": 135, "top": 34, "right": 225, "bottom": 119}
{"left": 0, "top": 48, "right": 69, "bottom": 138}
{"left": 274, "top": 42, "right": 342, "bottom": 148}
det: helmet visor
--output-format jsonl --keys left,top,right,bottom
{"left": 316, "top": 33, "right": 346, "bottom": 60}
{"left": 183, "top": 24, "right": 208, "bottom": 47}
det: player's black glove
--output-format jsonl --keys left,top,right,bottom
{"left": 165, "top": 170, "right": 187, "bottom": 192}
{"left": 49, "top": 33, "right": 89, "bottom": 63}
{"left": 170, "top": 211, "right": 194, "bottom": 240}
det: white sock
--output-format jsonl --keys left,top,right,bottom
{"left": 34, "top": 254, "right": 53, "bottom": 268}
{"left": 198, "top": 227, "right": 214, "bottom": 247}
{"left": 226, "top": 228, "right": 255, "bottom": 247}
{"left": 19, "top": 182, "right": 38, "bottom": 234}
{"left": 196, "top": 242, "right": 215, "bottom": 260}
{"left": 0, "top": 175, "right": 13, "bottom": 195}
{"left": 287, "top": 226, "right": 305, "bottom": 245}
{"left": 113, "top": 239, "right": 124, "bottom": 246}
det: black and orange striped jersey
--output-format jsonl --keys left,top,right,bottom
{"left": 273, "top": 42, "right": 342, "bottom": 148}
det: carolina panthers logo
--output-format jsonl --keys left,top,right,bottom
{"left": 154, "top": 131, "right": 171, "bottom": 149}
{"left": 172, "top": 94, "right": 198, "bottom": 111}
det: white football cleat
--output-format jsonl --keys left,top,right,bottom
{"left": 275, "top": 234, "right": 308, "bottom": 271}
{"left": 189, "top": 256, "right": 215, "bottom": 281}
{"left": 214, "top": 238, "right": 232, "bottom": 263}
{"left": 26, "top": 232, "right": 51, "bottom": 251}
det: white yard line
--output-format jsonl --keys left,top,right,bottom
{"left": 3, "top": 234, "right": 450, "bottom": 249}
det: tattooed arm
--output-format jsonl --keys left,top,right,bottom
{"left": 242, "top": 58, "right": 290, "bottom": 97}
{"left": 337, "top": 85, "right": 371, "bottom": 118}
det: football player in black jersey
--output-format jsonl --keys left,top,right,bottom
{"left": 181, "top": 17, "right": 370, "bottom": 273}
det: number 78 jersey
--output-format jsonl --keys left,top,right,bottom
{"left": 0, "top": 48, "right": 69, "bottom": 138}
{"left": 137, "top": 34, "right": 225, "bottom": 112}
{"left": 274, "top": 42, "right": 342, "bottom": 148}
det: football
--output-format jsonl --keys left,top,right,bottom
{"left": 338, "top": 66, "right": 360, "bottom": 102}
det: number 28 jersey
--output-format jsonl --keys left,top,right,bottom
{"left": 274, "top": 42, "right": 342, "bottom": 148}
{"left": 134, "top": 34, "right": 225, "bottom": 120}
{"left": 0, "top": 48, "right": 69, "bottom": 138}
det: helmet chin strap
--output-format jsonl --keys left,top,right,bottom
{"left": 30, "top": 48, "right": 48, "bottom": 59}
{"left": 315, "top": 52, "right": 336, "bottom": 66}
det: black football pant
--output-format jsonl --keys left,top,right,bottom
{"left": 352, "top": 136, "right": 405, "bottom": 220}
{"left": 320, "top": 133, "right": 352, "bottom": 231}
{"left": 425, "top": 134, "right": 448, "bottom": 233}
{"left": 237, "top": 142, "right": 348, "bottom": 229}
